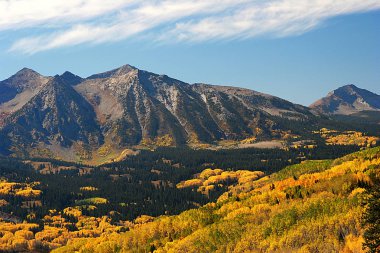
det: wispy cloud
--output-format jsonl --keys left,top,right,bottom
{"left": 0, "top": 0, "right": 136, "bottom": 29}
{"left": 3, "top": 0, "right": 380, "bottom": 54}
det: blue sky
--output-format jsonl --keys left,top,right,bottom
{"left": 0, "top": 0, "right": 379, "bottom": 106}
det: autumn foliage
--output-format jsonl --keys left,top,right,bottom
{"left": 50, "top": 147, "right": 380, "bottom": 253}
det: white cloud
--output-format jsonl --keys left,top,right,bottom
{"left": 3, "top": 0, "right": 380, "bottom": 54}
{"left": 0, "top": 0, "right": 136, "bottom": 30}
{"left": 165, "top": 0, "right": 380, "bottom": 42}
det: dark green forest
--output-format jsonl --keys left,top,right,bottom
{"left": 0, "top": 144, "right": 360, "bottom": 222}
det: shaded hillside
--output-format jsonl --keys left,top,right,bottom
{"left": 0, "top": 76, "right": 102, "bottom": 156}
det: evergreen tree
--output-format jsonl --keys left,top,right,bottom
{"left": 363, "top": 174, "right": 380, "bottom": 253}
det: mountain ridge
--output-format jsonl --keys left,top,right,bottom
{"left": 0, "top": 65, "right": 379, "bottom": 162}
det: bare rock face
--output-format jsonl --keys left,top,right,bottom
{"left": 75, "top": 64, "right": 313, "bottom": 147}
{"left": 0, "top": 68, "right": 52, "bottom": 113}
{"left": 1, "top": 76, "right": 102, "bottom": 151}
{"left": 310, "top": 84, "right": 380, "bottom": 115}
{"left": 0, "top": 64, "right": 323, "bottom": 158}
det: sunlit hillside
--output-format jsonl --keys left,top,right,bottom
{"left": 50, "top": 147, "right": 380, "bottom": 253}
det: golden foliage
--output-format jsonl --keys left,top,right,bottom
{"left": 141, "top": 134, "right": 175, "bottom": 147}
{"left": 134, "top": 215, "right": 155, "bottom": 224}
{"left": 0, "top": 199, "right": 9, "bottom": 207}
{"left": 54, "top": 147, "right": 380, "bottom": 253}
{"left": 79, "top": 186, "right": 98, "bottom": 192}
{"left": 63, "top": 207, "right": 82, "bottom": 218}
{"left": 97, "top": 144, "right": 112, "bottom": 157}
{"left": 0, "top": 181, "right": 41, "bottom": 197}
{"left": 240, "top": 136, "right": 257, "bottom": 144}
{"left": 75, "top": 197, "right": 108, "bottom": 205}
{"left": 177, "top": 168, "right": 264, "bottom": 196}
{"left": 0, "top": 207, "right": 126, "bottom": 252}
{"left": 314, "top": 128, "right": 379, "bottom": 147}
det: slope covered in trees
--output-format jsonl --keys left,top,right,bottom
{"left": 362, "top": 171, "right": 380, "bottom": 253}
{"left": 53, "top": 147, "right": 380, "bottom": 253}
{"left": 0, "top": 145, "right": 377, "bottom": 252}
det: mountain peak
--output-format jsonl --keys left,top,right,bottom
{"left": 87, "top": 64, "right": 137, "bottom": 79}
{"left": 311, "top": 84, "right": 380, "bottom": 115}
{"left": 60, "top": 71, "right": 83, "bottom": 86}
{"left": 342, "top": 84, "right": 357, "bottom": 88}
{"left": 1, "top": 67, "right": 50, "bottom": 92}
{"left": 117, "top": 64, "right": 137, "bottom": 72}
{"left": 12, "top": 67, "right": 41, "bottom": 79}
{"left": 336, "top": 83, "right": 359, "bottom": 92}
{"left": 61, "top": 71, "right": 76, "bottom": 76}
{"left": 17, "top": 67, "right": 37, "bottom": 73}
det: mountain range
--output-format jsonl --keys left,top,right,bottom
{"left": 0, "top": 64, "right": 379, "bottom": 162}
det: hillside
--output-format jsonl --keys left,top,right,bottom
{"left": 0, "top": 144, "right": 365, "bottom": 252}
{"left": 310, "top": 84, "right": 380, "bottom": 115}
{"left": 50, "top": 147, "right": 380, "bottom": 253}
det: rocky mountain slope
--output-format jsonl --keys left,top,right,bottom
{"left": 75, "top": 65, "right": 313, "bottom": 147}
{"left": 310, "top": 84, "right": 380, "bottom": 115}
{"left": 1, "top": 76, "right": 102, "bottom": 156}
{"left": 0, "top": 65, "right": 375, "bottom": 161}
{"left": 0, "top": 68, "right": 51, "bottom": 127}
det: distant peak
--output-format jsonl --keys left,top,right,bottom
{"left": 87, "top": 64, "right": 137, "bottom": 79}
{"left": 338, "top": 84, "right": 358, "bottom": 90}
{"left": 60, "top": 71, "right": 83, "bottom": 86}
{"left": 119, "top": 64, "right": 137, "bottom": 70}
{"left": 5, "top": 68, "right": 43, "bottom": 84}
{"left": 332, "top": 84, "right": 365, "bottom": 96}
{"left": 310, "top": 83, "right": 380, "bottom": 114}
{"left": 325, "top": 84, "right": 360, "bottom": 97}
{"left": 19, "top": 67, "right": 35, "bottom": 72}
{"left": 14, "top": 67, "right": 40, "bottom": 76}
{"left": 114, "top": 64, "right": 137, "bottom": 75}
{"left": 61, "top": 71, "right": 77, "bottom": 77}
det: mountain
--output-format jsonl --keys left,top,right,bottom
{"left": 0, "top": 68, "right": 50, "bottom": 104}
{"left": 0, "top": 76, "right": 102, "bottom": 157}
{"left": 0, "top": 68, "right": 51, "bottom": 127}
{"left": 0, "top": 65, "right": 376, "bottom": 162}
{"left": 75, "top": 64, "right": 313, "bottom": 147}
{"left": 310, "top": 84, "right": 380, "bottom": 115}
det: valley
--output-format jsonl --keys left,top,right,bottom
{"left": 0, "top": 66, "right": 379, "bottom": 252}
{"left": 0, "top": 144, "right": 378, "bottom": 252}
